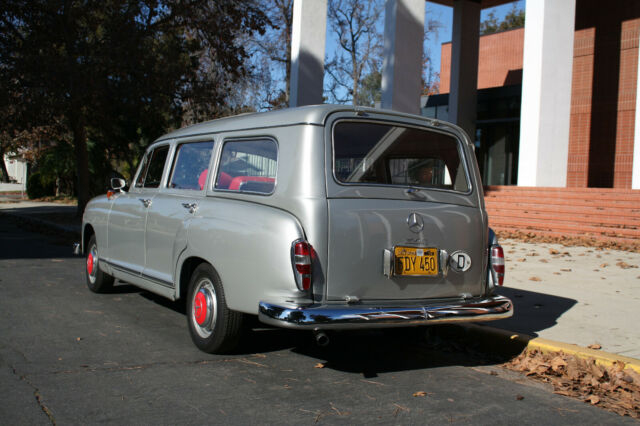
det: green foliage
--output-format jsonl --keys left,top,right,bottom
{"left": 1, "top": 0, "right": 269, "bottom": 214}
{"left": 26, "top": 171, "right": 55, "bottom": 199}
{"left": 480, "top": 3, "right": 525, "bottom": 36}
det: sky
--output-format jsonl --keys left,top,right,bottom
{"left": 320, "top": 0, "right": 525, "bottom": 103}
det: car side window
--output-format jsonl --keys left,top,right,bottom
{"left": 135, "top": 145, "right": 169, "bottom": 189}
{"left": 168, "top": 141, "right": 214, "bottom": 190}
{"left": 215, "top": 139, "right": 277, "bottom": 194}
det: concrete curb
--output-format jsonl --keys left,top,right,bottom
{"left": 460, "top": 323, "right": 640, "bottom": 374}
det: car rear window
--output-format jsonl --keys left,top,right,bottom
{"left": 333, "top": 121, "right": 469, "bottom": 192}
{"left": 215, "top": 139, "right": 277, "bottom": 194}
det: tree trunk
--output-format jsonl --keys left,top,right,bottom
{"left": 72, "top": 116, "right": 91, "bottom": 218}
{"left": 0, "top": 147, "right": 10, "bottom": 183}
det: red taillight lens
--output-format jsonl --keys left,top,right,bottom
{"left": 292, "top": 240, "right": 312, "bottom": 291}
{"left": 490, "top": 245, "right": 505, "bottom": 286}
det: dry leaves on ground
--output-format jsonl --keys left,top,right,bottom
{"left": 529, "top": 276, "right": 542, "bottom": 282}
{"left": 616, "top": 261, "right": 638, "bottom": 270}
{"left": 497, "top": 230, "right": 640, "bottom": 253}
{"left": 504, "top": 349, "right": 640, "bottom": 418}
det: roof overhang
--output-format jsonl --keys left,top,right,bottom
{"left": 427, "top": 0, "right": 515, "bottom": 9}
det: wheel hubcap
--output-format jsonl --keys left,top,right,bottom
{"left": 87, "top": 245, "right": 98, "bottom": 284}
{"left": 191, "top": 279, "right": 216, "bottom": 338}
{"left": 194, "top": 290, "right": 208, "bottom": 325}
{"left": 87, "top": 253, "right": 94, "bottom": 275}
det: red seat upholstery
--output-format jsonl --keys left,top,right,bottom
{"left": 216, "top": 172, "right": 232, "bottom": 189}
{"left": 198, "top": 169, "right": 208, "bottom": 190}
{"left": 228, "top": 176, "right": 275, "bottom": 190}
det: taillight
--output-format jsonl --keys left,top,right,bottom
{"left": 292, "top": 240, "right": 312, "bottom": 291}
{"left": 490, "top": 245, "right": 505, "bottom": 286}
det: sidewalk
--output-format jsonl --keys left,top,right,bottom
{"left": 1, "top": 199, "right": 639, "bottom": 362}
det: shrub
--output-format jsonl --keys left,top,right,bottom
{"left": 26, "top": 171, "right": 55, "bottom": 199}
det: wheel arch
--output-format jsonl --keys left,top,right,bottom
{"left": 178, "top": 256, "right": 211, "bottom": 301}
{"left": 83, "top": 223, "right": 95, "bottom": 255}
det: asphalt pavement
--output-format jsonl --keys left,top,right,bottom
{"left": 0, "top": 212, "right": 634, "bottom": 424}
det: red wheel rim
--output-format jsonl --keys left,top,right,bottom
{"left": 87, "top": 253, "right": 94, "bottom": 275}
{"left": 194, "top": 290, "right": 207, "bottom": 325}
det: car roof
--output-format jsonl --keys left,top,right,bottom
{"left": 154, "top": 104, "right": 439, "bottom": 143}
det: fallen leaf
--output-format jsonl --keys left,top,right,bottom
{"left": 517, "top": 258, "right": 526, "bottom": 262}
{"left": 560, "top": 268, "right": 572, "bottom": 272}
{"left": 587, "top": 344, "right": 602, "bottom": 350}
{"left": 600, "top": 263, "right": 609, "bottom": 268}
{"left": 586, "top": 395, "right": 600, "bottom": 405}
{"left": 616, "top": 261, "right": 638, "bottom": 269}
{"left": 549, "top": 249, "right": 560, "bottom": 255}
{"left": 539, "top": 259, "right": 549, "bottom": 263}
{"left": 516, "top": 395, "right": 524, "bottom": 401}
{"left": 529, "top": 276, "right": 541, "bottom": 282}
{"left": 413, "top": 391, "right": 427, "bottom": 397}
{"left": 553, "top": 272, "right": 561, "bottom": 275}
{"left": 314, "top": 363, "right": 325, "bottom": 369}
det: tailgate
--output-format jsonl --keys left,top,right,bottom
{"left": 324, "top": 114, "right": 486, "bottom": 302}
{"left": 326, "top": 199, "right": 484, "bottom": 301}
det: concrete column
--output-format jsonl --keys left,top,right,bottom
{"left": 517, "top": 0, "right": 576, "bottom": 187}
{"left": 381, "top": 0, "right": 425, "bottom": 114}
{"left": 633, "top": 31, "right": 640, "bottom": 189}
{"left": 448, "top": 0, "right": 480, "bottom": 141}
{"left": 290, "top": 0, "right": 327, "bottom": 107}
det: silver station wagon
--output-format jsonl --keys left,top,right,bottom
{"left": 80, "top": 105, "right": 512, "bottom": 353}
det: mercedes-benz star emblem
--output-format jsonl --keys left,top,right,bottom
{"left": 407, "top": 213, "right": 424, "bottom": 233}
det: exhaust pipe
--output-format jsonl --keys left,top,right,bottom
{"left": 313, "top": 330, "right": 330, "bottom": 347}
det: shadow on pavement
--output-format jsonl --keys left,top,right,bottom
{"left": 492, "top": 287, "right": 577, "bottom": 337}
{"left": 0, "top": 213, "right": 77, "bottom": 259}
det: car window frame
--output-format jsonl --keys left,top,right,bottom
{"left": 132, "top": 144, "right": 171, "bottom": 192}
{"left": 212, "top": 137, "right": 279, "bottom": 196}
{"left": 166, "top": 140, "right": 216, "bottom": 192}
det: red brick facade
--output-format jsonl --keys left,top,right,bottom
{"left": 440, "top": 28, "right": 524, "bottom": 93}
{"left": 439, "top": 2, "right": 640, "bottom": 188}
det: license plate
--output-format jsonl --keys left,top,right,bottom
{"left": 394, "top": 246, "right": 438, "bottom": 276}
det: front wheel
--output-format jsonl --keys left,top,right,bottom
{"left": 85, "top": 235, "right": 114, "bottom": 293}
{"left": 187, "top": 264, "right": 243, "bottom": 353}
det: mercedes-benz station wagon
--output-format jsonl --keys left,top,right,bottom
{"left": 80, "top": 105, "right": 512, "bottom": 353}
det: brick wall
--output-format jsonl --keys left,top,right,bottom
{"left": 438, "top": 3, "right": 640, "bottom": 189}
{"left": 568, "top": 0, "right": 640, "bottom": 188}
{"left": 439, "top": 28, "right": 524, "bottom": 94}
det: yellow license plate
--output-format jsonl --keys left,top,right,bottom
{"left": 394, "top": 246, "right": 438, "bottom": 276}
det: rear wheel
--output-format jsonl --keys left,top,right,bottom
{"left": 187, "top": 264, "right": 243, "bottom": 353}
{"left": 85, "top": 234, "right": 114, "bottom": 293}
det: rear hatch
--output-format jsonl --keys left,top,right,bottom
{"left": 324, "top": 113, "right": 487, "bottom": 302}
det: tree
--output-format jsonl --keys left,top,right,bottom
{"left": 1, "top": 1, "right": 268, "bottom": 215}
{"left": 243, "top": 0, "right": 294, "bottom": 110}
{"left": 325, "top": 0, "right": 384, "bottom": 105}
{"left": 480, "top": 3, "right": 525, "bottom": 35}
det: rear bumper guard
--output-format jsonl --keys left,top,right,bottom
{"left": 258, "top": 294, "right": 513, "bottom": 330}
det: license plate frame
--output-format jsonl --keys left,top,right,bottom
{"left": 393, "top": 246, "right": 439, "bottom": 277}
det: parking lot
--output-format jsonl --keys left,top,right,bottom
{"left": 0, "top": 215, "right": 633, "bottom": 424}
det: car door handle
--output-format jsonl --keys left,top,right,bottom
{"left": 139, "top": 198, "right": 152, "bottom": 208}
{"left": 182, "top": 202, "right": 198, "bottom": 213}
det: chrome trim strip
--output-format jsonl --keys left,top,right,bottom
{"left": 258, "top": 295, "right": 513, "bottom": 330}
{"left": 105, "top": 260, "right": 174, "bottom": 288}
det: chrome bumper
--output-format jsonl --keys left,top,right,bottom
{"left": 258, "top": 294, "right": 513, "bottom": 330}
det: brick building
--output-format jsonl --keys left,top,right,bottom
{"left": 426, "top": 1, "right": 640, "bottom": 189}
